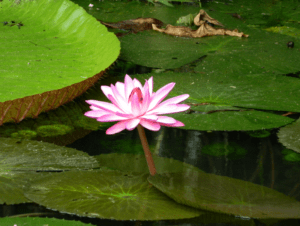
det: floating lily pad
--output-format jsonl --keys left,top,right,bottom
{"left": 0, "top": 137, "right": 99, "bottom": 204}
{"left": 25, "top": 170, "right": 202, "bottom": 220}
{"left": 0, "top": 138, "right": 99, "bottom": 171}
{"left": 0, "top": 0, "right": 120, "bottom": 125}
{"left": 278, "top": 118, "right": 300, "bottom": 153}
{"left": 0, "top": 217, "right": 96, "bottom": 226}
{"left": 148, "top": 170, "right": 300, "bottom": 219}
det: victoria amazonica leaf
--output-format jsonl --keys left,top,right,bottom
{"left": 25, "top": 170, "right": 202, "bottom": 220}
{"left": 0, "top": 0, "right": 120, "bottom": 125}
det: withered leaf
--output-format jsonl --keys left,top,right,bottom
{"left": 152, "top": 23, "right": 248, "bottom": 38}
{"left": 153, "top": 10, "right": 248, "bottom": 38}
{"left": 99, "top": 18, "right": 164, "bottom": 34}
{"left": 194, "top": 9, "right": 224, "bottom": 27}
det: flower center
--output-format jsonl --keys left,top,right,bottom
{"left": 129, "top": 87, "right": 143, "bottom": 103}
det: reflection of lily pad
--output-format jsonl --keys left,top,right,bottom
{"left": 148, "top": 170, "right": 300, "bottom": 219}
{"left": 202, "top": 142, "right": 247, "bottom": 159}
{"left": 0, "top": 138, "right": 99, "bottom": 204}
{"left": 281, "top": 149, "right": 300, "bottom": 162}
{"left": 246, "top": 130, "right": 271, "bottom": 138}
{"left": 37, "top": 124, "right": 73, "bottom": 137}
{"left": 96, "top": 153, "right": 204, "bottom": 174}
{"left": 278, "top": 118, "right": 300, "bottom": 153}
{"left": 25, "top": 170, "right": 202, "bottom": 220}
{"left": 0, "top": 0, "right": 120, "bottom": 125}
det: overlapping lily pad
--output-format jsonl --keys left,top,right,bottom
{"left": 0, "top": 0, "right": 120, "bottom": 125}
{"left": 25, "top": 170, "right": 203, "bottom": 220}
{"left": 278, "top": 118, "right": 300, "bottom": 153}
{"left": 0, "top": 138, "right": 99, "bottom": 204}
{"left": 148, "top": 170, "right": 300, "bottom": 219}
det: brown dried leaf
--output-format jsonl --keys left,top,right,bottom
{"left": 152, "top": 10, "right": 248, "bottom": 38}
{"left": 194, "top": 9, "right": 224, "bottom": 27}
{"left": 152, "top": 23, "right": 248, "bottom": 38}
{"left": 100, "top": 18, "right": 164, "bottom": 33}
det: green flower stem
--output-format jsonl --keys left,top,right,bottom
{"left": 137, "top": 125, "right": 157, "bottom": 176}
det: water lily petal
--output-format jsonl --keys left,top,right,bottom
{"left": 147, "top": 77, "right": 153, "bottom": 96}
{"left": 126, "top": 118, "right": 140, "bottom": 130}
{"left": 115, "top": 82, "right": 125, "bottom": 97}
{"left": 97, "top": 114, "right": 127, "bottom": 122}
{"left": 110, "top": 85, "right": 130, "bottom": 113}
{"left": 149, "top": 104, "right": 190, "bottom": 115}
{"left": 140, "top": 119, "right": 161, "bottom": 131}
{"left": 142, "top": 114, "right": 158, "bottom": 121}
{"left": 86, "top": 100, "right": 119, "bottom": 113}
{"left": 133, "top": 78, "right": 143, "bottom": 91}
{"left": 159, "top": 94, "right": 190, "bottom": 106}
{"left": 148, "top": 83, "right": 175, "bottom": 111}
{"left": 131, "top": 92, "right": 142, "bottom": 116}
{"left": 101, "top": 85, "right": 113, "bottom": 99}
{"left": 106, "top": 121, "right": 127, "bottom": 135}
{"left": 125, "top": 74, "right": 134, "bottom": 100}
{"left": 90, "top": 105, "right": 101, "bottom": 111}
{"left": 161, "top": 120, "right": 185, "bottom": 127}
{"left": 141, "top": 80, "right": 151, "bottom": 114}
{"left": 84, "top": 110, "right": 107, "bottom": 118}
{"left": 157, "top": 116, "right": 177, "bottom": 124}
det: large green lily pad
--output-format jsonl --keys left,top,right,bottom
{"left": 0, "top": 138, "right": 99, "bottom": 204}
{"left": 148, "top": 170, "right": 300, "bottom": 219}
{"left": 0, "top": 0, "right": 120, "bottom": 125}
{"left": 25, "top": 170, "right": 202, "bottom": 220}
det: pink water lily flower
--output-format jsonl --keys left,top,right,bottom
{"left": 85, "top": 74, "right": 190, "bottom": 135}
